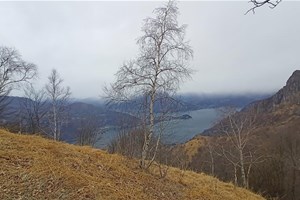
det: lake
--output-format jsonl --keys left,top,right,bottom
{"left": 96, "top": 108, "right": 219, "bottom": 148}
{"left": 158, "top": 108, "right": 219, "bottom": 144}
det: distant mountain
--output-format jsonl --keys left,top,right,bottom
{"left": 106, "top": 93, "right": 271, "bottom": 114}
{"left": 0, "top": 97, "right": 139, "bottom": 143}
{"left": 68, "top": 101, "right": 139, "bottom": 126}
{"left": 60, "top": 102, "right": 140, "bottom": 142}
{"left": 0, "top": 96, "right": 30, "bottom": 122}
{"left": 72, "top": 97, "right": 105, "bottom": 107}
{"left": 178, "top": 93, "right": 271, "bottom": 111}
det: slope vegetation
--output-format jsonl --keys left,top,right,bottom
{"left": 0, "top": 130, "right": 263, "bottom": 200}
{"left": 180, "top": 70, "right": 300, "bottom": 199}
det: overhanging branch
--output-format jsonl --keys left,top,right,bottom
{"left": 245, "top": 0, "right": 282, "bottom": 15}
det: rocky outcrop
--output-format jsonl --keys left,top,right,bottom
{"left": 202, "top": 70, "right": 300, "bottom": 136}
{"left": 243, "top": 70, "right": 300, "bottom": 113}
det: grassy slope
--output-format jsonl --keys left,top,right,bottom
{"left": 0, "top": 130, "right": 264, "bottom": 200}
{"left": 181, "top": 135, "right": 208, "bottom": 160}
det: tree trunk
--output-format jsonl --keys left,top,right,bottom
{"left": 239, "top": 148, "right": 247, "bottom": 188}
{"left": 234, "top": 164, "right": 238, "bottom": 187}
{"left": 291, "top": 167, "right": 296, "bottom": 200}
{"left": 53, "top": 104, "right": 57, "bottom": 140}
{"left": 209, "top": 145, "right": 215, "bottom": 176}
{"left": 140, "top": 91, "right": 155, "bottom": 169}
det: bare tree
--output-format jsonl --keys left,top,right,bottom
{"left": 246, "top": 0, "right": 282, "bottom": 14}
{"left": 20, "top": 85, "right": 47, "bottom": 134}
{"left": 0, "top": 46, "right": 37, "bottom": 116}
{"left": 217, "top": 107, "right": 264, "bottom": 188}
{"left": 105, "top": 0, "right": 193, "bottom": 169}
{"left": 206, "top": 139, "right": 216, "bottom": 176}
{"left": 45, "top": 69, "right": 71, "bottom": 141}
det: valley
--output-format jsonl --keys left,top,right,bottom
{"left": 0, "top": 1, "right": 299, "bottom": 199}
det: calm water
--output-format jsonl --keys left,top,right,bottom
{"left": 159, "top": 109, "right": 219, "bottom": 144}
{"left": 96, "top": 108, "right": 219, "bottom": 148}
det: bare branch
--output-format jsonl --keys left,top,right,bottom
{"left": 245, "top": 0, "right": 282, "bottom": 15}
{"left": 0, "top": 46, "right": 37, "bottom": 115}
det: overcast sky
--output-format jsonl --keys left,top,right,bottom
{"left": 0, "top": 1, "right": 299, "bottom": 98}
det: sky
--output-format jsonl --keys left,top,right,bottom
{"left": 0, "top": 1, "right": 299, "bottom": 98}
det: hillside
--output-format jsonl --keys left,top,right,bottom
{"left": 0, "top": 130, "right": 264, "bottom": 200}
{"left": 180, "top": 70, "right": 300, "bottom": 199}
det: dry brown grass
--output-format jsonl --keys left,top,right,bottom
{"left": 182, "top": 135, "right": 208, "bottom": 160}
{"left": 0, "top": 130, "right": 264, "bottom": 200}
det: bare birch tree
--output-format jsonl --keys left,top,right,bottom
{"left": 45, "top": 69, "right": 71, "bottom": 141}
{"left": 105, "top": 0, "right": 193, "bottom": 169}
{"left": 0, "top": 46, "right": 37, "bottom": 116}
{"left": 217, "top": 107, "right": 264, "bottom": 188}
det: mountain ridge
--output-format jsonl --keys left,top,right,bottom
{"left": 202, "top": 70, "right": 300, "bottom": 136}
{"left": 242, "top": 70, "right": 300, "bottom": 113}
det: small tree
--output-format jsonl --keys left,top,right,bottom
{"left": 0, "top": 46, "right": 37, "bottom": 116}
{"left": 45, "top": 69, "right": 71, "bottom": 141}
{"left": 217, "top": 107, "right": 264, "bottom": 188}
{"left": 20, "top": 85, "right": 47, "bottom": 134}
{"left": 105, "top": 0, "right": 193, "bottom": 169}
